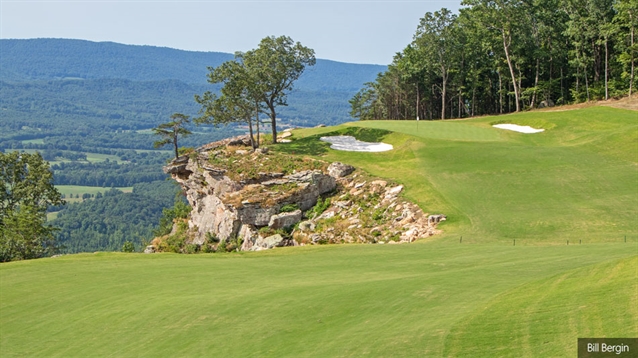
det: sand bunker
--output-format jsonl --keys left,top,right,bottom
{"left": 493, "top": 124, "right": 545, "bottom": 133}
{"left": 320, "top": 136, "right": 393, "bottom": 152}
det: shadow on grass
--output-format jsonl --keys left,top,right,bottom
{"left": 275, "top": 127, "right": 393, "bottom": 156}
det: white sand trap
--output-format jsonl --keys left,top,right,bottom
{"left": 320, "top": 136, "right": 393, "bottom": 152}
{"left": 493, "top": 123, "right": 545, "bottom": 133}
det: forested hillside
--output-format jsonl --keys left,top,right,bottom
{"left": 0, "top": 38, "right": 385, "bottom": 91}
{"left": 350, "top": 0, "right": 636, "bottom": 120}
{"left": 52, "top": 181, "right": 182, "bottom": 253}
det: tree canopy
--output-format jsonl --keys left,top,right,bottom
{"left": 0, "top": 151, "right": 65, "bottom": 262}
{"left": 196, "top": 36, "right": 316, "bottom": 145}
{"left": 351, "top": 0, "right": 635, "bottom": 121}
{"left": 153, "top": 113, "right": 192, "bottom": 159}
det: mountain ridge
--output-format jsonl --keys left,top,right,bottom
{"left": 0, "top": 38, "right": 386, "bottom": 92}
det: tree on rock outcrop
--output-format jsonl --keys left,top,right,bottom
{"left": 195, "top": 57, "right": 263, "bottom": 149}
{"left": 152, "top": 113, "right": 192, "bottom": 159}
{"left": 197, "top": 35, "right": 315, "bottom": 145}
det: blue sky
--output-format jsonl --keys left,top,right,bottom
{"left": 0, "top": 0, "right": 460, "bottom": 65}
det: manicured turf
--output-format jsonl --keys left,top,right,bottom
{"left": 1, "top": 243, "right": 636, "bottom": 357}
{"left": 1, "top": 106, "right": 636, "bottom": 357}
{"left": 443, "top": 255, "right": 638, "bottom": 357}
{"left": 284, "top": 106, "right": 638, "bottom": 244}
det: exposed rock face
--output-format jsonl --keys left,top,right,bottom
{"left": 269, "top": 210, "right": 303, "bottom": 229}
{"left": 328, "top": 162, "right": 355, "bottom": 178}
{"left": 162, "top": 135, "right": 445, "bottom": 252}
{"left": 163, "top": 136, "right": 335, "bottom": 246}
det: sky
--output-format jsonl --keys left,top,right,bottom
{"left": 0, "top": 0, "right": 461, "bottom": 65}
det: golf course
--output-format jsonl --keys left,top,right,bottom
{"left": 1, "top": 105, "right": 636, "bottom": 357}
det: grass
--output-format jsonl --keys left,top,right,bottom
{"left": 84, "top": 152, "right": 121, "bottom": 163}
{"left": 10, "top": 149, "right": 122, "bottom": 163}
{"left": 283, "top": 106, "right": 638, "bottom": 244}
{"left": 21, "top": 138, "right": 44, "bottom": 144}
{"left": 55, "top": 185, "right": 133, "bottom": 203}
{"left": 443, "top": 255, "right": 638, "bottom": 357}
{"left": 0, "top": 243, "right": 636, "bottom": 357}
{"left": 1, "top": 105, "right": 636, "bottom": 356}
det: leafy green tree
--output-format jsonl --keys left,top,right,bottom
{"left": 0, "top": 151, "right": 65, "bottom": 262}
{"left": 195, "top": 57, "right": 263, "bottom": 149}
{"left": 152, "top": 113, "right": 192, "bottom": 159}
{"left": 415, "top": 8, "right": 460, "bottom": 119}
{"left": 239, "top": 36, "right": 316, "bottom": 143}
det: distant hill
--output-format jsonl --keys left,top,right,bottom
{"left": 0, "top": 38, "right": 386, "bottom": 92}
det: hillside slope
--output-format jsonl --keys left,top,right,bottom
{"left": 281, "top": 106, "right": 638, "bottom": 243}
{"left": 0, "top": 38, "right": 386, "bottom": 91}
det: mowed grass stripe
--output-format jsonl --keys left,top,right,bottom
{"left": 442, "top": 255, "right": 638, "bottom": 357}
{"left": 0, "top": 243, "right": 636, "bottom": 357}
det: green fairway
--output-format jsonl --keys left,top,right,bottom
{"left": 1, "top": 243, "right": 636, "bottom": 357}
{"left": 2, "top": 106, "right": 636, "bottom": 356}
{"left": 284, "top": 106, "right": 638, "bottom": 244}
{"left": 443, "top": 255, "right": 638, "bottom": 357}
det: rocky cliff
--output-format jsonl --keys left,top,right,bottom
{"left": 152, "top": 136, "right": 445, "bottom": 253}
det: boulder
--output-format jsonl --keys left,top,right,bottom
{"left": 268, "top": 209, "right": 303, "bottom": 229}
{"left": 327, "top": 162, "right": 355, "bottom": 178}
{"left": 298, "top": 220, "right": 316, "bottom": 232}
{"left": 252, "top": 234, "right": 285, "bottom": 250}
{"left": 385, "top": 185, "right": 404, "bottom": 198}
{"left": 143, "top": 245, "right": 156, "bottom": 254}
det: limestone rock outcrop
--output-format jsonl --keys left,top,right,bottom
{"left": 159, "top": 135, "right": 445, "bottom": 252}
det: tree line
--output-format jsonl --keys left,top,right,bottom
{"left": 350, "top": 0, "right": 636, "bottom": 120}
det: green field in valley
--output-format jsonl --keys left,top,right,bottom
{"left": 1, "top": 106, "right": 636, "bottom": 357}
{"left": 56, "top": 185, "right": 133, "bottom": 198}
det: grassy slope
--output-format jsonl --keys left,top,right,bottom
{"left": 1, "top": 243, "right": 636, "bottom": 357}
{"left": 284, "top": 106, "right": 637, "bottom": 243}
{"left": 1, "top": 106, "right": 637, "bottom": 357}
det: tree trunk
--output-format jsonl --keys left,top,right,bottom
{"left": 498, "top": 70, "right": 503, "bottom": 114}
{"left": 584, "top": 65, "right": 590, "bottom": 101}
{"left": 458, "top": 88, "right": 462, "bottom": 118}
{"left": 472, "top": 87, "right": 476, "bottom": 117}
{"left": 255, "top": 101, "right": 260, "bottom": 147}
{"left": 173, "top": 139, "right": 179, "bottom": 159}
{"left": 247, "top": 117, "right": 255, "bottom": 150}
{"left": 531, "top": 58, "right": 540, "bottom": 108}
{"left": 416, "top": 84, "right": 420, "bottom": 120}
{"left": 605, "top": 36, "right": 609, "bottom": 101}
{"left": 441, "top": 66, "right": 447, "bottom": 120}
{"left": 268, "top": 103, "right": 277, "bottom": 144}
{"left": 502, "top": 29, "right": 520, "bottom": 112}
